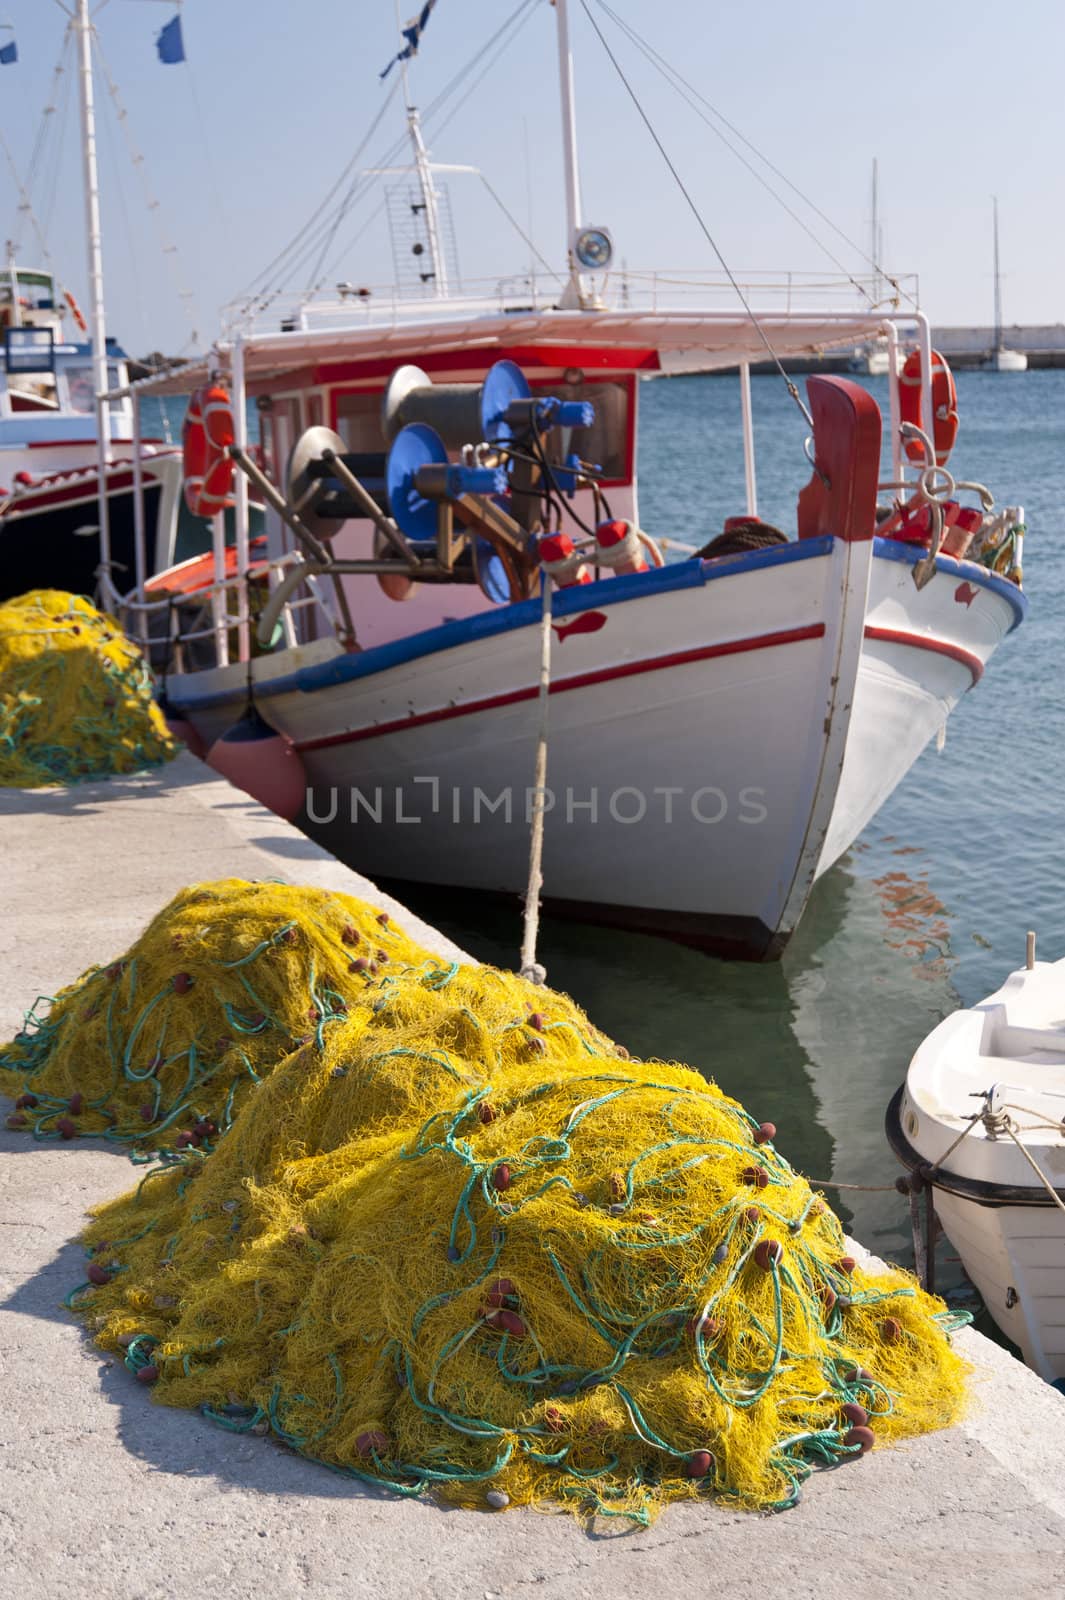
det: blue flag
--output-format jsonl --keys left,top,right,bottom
{"left": 380, "top": 0, "right": 437, "bottom": 78}
{"left": 0, "top": 41, "right": 17, "bottom": 67}
{"left": 156, "top": 15, "right": 185, "bottom": 65}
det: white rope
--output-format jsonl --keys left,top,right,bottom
{"left": 519, "top": 573, "right": 552, "bottom": 986}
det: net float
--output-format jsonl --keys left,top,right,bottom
{"left": 609, "top": 1171, "right": 626, "bottom": 1202}
{"left": 486, "top": 1278, "right": 517, "bottom": 1307}
{"left": 687, "top": 1316, "right": 721, "bottom": 1339}
{"left": 497, "top": 1309, "right": 527, "bottom": 1337}
{"left": 741, "top": 1166, "right": 769, "bottom": 1189}
{"left": 842, "top": 1402, "right": 869, "bottom": 1426}
{"left": 193, "top": 1119, "right": 216, "bottom": 1139}
{"left": 172, "top": 972, "right": 193, "bottom": 995}
{"left": 280, "top": 927, "right": 299, "bottom": 945}
{"left": 368, "top": 961, "right": 380, "bottom": 977}
{"left": 136, "top": 1364, "right": 159, "bottom": 1385}
{"left": 175, "top": 1131, "right": 194, "bottom": 1149}
{"left": 712, "top": 1244, "right": 729, "bottom": 1264}
{"left": 743, "top": 1207, "right": 761, "bottom": 1226}
{"left": 375, "top": 949, "right": 389, "bottom": 963}
{"left": 355, "top": 1430, "right": 390, "bottom": 1457}
{"left": 6, "top": 1113, "right": 27, "bottom": 1130}
{"left": 139, "top": 1103, "right": 154, "bottom": 1122}
{"left": 87, "top": 1264, "right": 112, "bottom": 1286}
{"left": 752, "top": 1239, "right": 783, "bottom": 1270}
{"left": 376, "top": 912, "right": 390, "bottom": 927}
{"left": 14, "top": 1093, "right": 38, "bottom": 1109}
{"left": 341, "top": 926, "right": 360, "bottom": 947}
{"left": 446, "top": 1246, "right": 461, "bottom": 1262}
{"left": 686, "top": 1450, "right": 714, "bottom": 1479}
{"left": 544, "top": 1406, "right": 565, "bottom": 1433}
{"left": 754, "top": 1122, "right": 776, "bottom": 1144}
{"left": 844, "top": 1425, "right": 875, "bottom": 1454}
{"left": 105, "top": 963, "right": 122, "bottom": 982}
{"left": 881, "top": 1317, "right": 903, "bottom": 1344}
{"left": 350, "top": 957, "right": 370, "bottom": 974}
{"left": 56, "top": 1116, "right": 77, "bottom": 1140}
{"left": 68, "top": 1092, "right": 84, "bottom": 1115}
{"left": 528, "top": 1012, "right": 546, "bottom": 1032}
{"left": 485, "top": 1490, "right": 509, "bottom": 1509}
{"left": 493, "top": 1163, "right": 512, "bottom": 1191}
{"left": 837, "top": 1256, "right": 857, "bottom": 1274}
{"left": 526, "top": 1035, "right": 547, "bottom": 1055}
{"left": 478, "top": 1102, "right": 498, "bottom": 1125}
{"left": 820, "top": 1285, "right": 837, "bottom": 1313}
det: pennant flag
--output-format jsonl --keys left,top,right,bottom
{"left": 0, "top": 41, "right": 17, "bottom": 67}
{"left": 380, "top": 0, "right": 437, "bottom": 78}
{"left": 156, "top": 15, "right": 185, "bottom": 66}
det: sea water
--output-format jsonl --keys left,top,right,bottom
{"left": 386, "top": 368, "right": 1064, "bottom": 1294}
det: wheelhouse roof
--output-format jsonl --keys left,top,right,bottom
{"left": 118, "top": 306, "right": 897, "bottom": 400}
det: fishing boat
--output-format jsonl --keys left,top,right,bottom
{"left": 886, "top": 940, "right": 1065, "bottom": 1381}
{"left": 105, "top": 1, "right": 1028, "bottom": 961}
{"left": 982, "top": 198, "right": 1028, "bottom": 373}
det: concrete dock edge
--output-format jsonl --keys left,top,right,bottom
{"left": 2, "top": 755, "right": 1064, "bottom": 1600}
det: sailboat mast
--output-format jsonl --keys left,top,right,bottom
{"left": 870, "top": 158, "right": 881, "bottom": 303}
{"left": 395, "top": 4, "right": 447, "bottom": 297}
{"left": 992, "top": 195, "right": 1003, "bottom": 352}
{"left": 75, "top": 0, "right": 112, "bottom": 467}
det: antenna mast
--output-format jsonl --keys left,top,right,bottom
{"left": 554, "top": 0, "right": 586, "bottom": 307}
{"left": 395, "top": 3, "right": 447, "bottom": 297}
{"left": 870, "top": 158, "right": 881, "bottom": 304}
{"left": 992, "top": 195, "right": 1002, "bottom": 352}
{"left": 75, "top": 0, "right": 112, "bottom": 467}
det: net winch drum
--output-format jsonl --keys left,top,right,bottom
{"left": 381, "top": 358, "right": 535, "bottom": 450}
{"left": 285, "top": 425, "right": 390, "bottom": 546}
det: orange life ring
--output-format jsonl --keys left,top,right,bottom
{"left": 63, "top": 289, "right": 88, "bottom": 334}
{"left": 182, "top": 385, "right": 236, "bottom": 518}
{"left": 899, "top": 348, "right": 958, "bottom": 466}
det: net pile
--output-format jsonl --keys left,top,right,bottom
{"left": 0, "top": 589, "right": 175, "bottom": 787}
{"left": 0, "top": 880, "right": 425, "bottom": 1153}
{"left": 32, "top": 882, "right": 969, "bottom": 1523}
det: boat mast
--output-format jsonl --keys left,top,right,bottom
{"left": 870, "top": 158, "right": 881, "bottom": 304}
{"left": 554, "top": 0, "right": 587, "bottom": 308}
{"left": 992, "top": 195, "right": 1003, "bottom": 353}
{"left": 75, "top": 0, "right": 112, "bottom": 468}
{"left": 395, "top": 2, "right": 447, "bottom": 297}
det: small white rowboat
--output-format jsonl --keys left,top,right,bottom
{"left": 887, "top": 944, "right": 1065, "bottom": 1381}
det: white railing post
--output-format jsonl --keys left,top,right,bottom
{"left": 232, "top": 335, "right": 250, "bottom": 661}
{"left": 739, "top": 360, "right": 758, "bottom": 517}
{"left": 132, "top": 388, "right": 147, "bottom": 597}
{"left": 211, "top": 512, "right": 229, "bottom": 667}
{"left": 885, "top": 320, "right": 903, "bottom": 486}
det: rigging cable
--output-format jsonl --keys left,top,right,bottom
{"left": 595, "top": 1, "right": 912, "bottom": 310}
{"left": 578, "top": 0, "right": 813, "bottom": 430}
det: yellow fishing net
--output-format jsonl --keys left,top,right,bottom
{"left": 0, "top": 879, "right": 425, "bottom": 1151}
{"left": 4, "top": 878, "right": 970, "bottom": 1521}
{"left": 0, "top": 589, "right": 175, "bottom": 787}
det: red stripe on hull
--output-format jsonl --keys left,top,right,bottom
{"left": 863, "top": 625, "right": 984, "bottom": 684}
{"left": 292, "top": 622, "right": 827, "bottom": 755}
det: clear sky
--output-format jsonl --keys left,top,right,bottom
{"left": 1, "top": 0, "right": 1062, "bottom": 354}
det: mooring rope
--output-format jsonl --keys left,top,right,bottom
{"left": 519, "top": 574, "right": 553, "bottom": 985}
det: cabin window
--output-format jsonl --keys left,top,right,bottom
{"left": 60, "top": 361, "right": 123, "bottom": 415}
{"left": 334, "top": 390, "right": 384, "bottom": 453}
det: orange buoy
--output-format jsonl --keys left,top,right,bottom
{"left": 182, "top": 385, "right": 236, "bottom": 518}
{"left": 899, "top": 348, "right": 958, "bottom": 466}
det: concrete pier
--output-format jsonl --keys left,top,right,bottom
{"left": 2, "top": 754, "right": 1065, "bottom": 1599}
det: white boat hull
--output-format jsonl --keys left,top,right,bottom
{"left": 173, "top": 535, "right": 1023, "bottom": 959}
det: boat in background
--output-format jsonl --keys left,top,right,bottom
{"left": 983, "top": 198, "right": 1028, "bottom": 372}
{"left": 887, "top": 939, "right": 1065, "bottom": 1382}
{"left": 102, "top": 1, "right": 1029, "bottom": 961}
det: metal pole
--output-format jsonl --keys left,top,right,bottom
{"left": 75, "top": 0, "right": 113, "bottom": 608}
{"left": 885, "top": 321, "right": 902, "bottom": 484}
{"left": 992, "top": 196, "right": 1002, "bottom": 355}
{"left": 131, "top": 388, "right": 147, "bottom": 600}
{"left": 211, "top": 511, "right": 229, "bottom": 668}
{"left": 915, "top": 309, "right": 934, "bottom": 471}
{"left": 739, "top": 361, "right": 757, "bottom": 517}
{"left": 554, "top": 0, "right": 585, "bottom": 307}
{"left": 232, "top": 337, "right": 250, "bottom": 661}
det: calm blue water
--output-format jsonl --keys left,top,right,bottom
{"left": 386, "top": 368, "right": 1065, "bottom": 1288}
